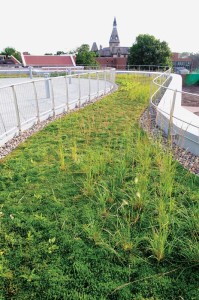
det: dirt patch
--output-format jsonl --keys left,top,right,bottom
{"left": 181, "top": 86, "right": 199, "bottom": 107}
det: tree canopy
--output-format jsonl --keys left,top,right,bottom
{"left": 76, "top": 44, "right": 98, "bottom": 67}
{"left": 56, "top": 51, "right": 66, "bottom": 55}
{"left": 128, "top": 34, "right": 172, "bottom": 67}
{"left": 190, "top": 53, "right": 199, "bottom": 71}
{"left": 1, "top": 47, "right": 22, "bottom": 63}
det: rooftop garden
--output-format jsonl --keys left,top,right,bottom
{"left": 0, "top": 74, "right": 198, "bottom": 299}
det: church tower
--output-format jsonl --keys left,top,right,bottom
{"left": 109, "top": 17, "right": 120, "bottom": 52}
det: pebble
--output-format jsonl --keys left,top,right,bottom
{"left": 1, "top": 85, "right": 198, "bottom": 177}
{"left": 0, "top": 90, "right": 116, "bottom": 161}
{"left": 140, "top": 105, "right": 199, "bottom": 176}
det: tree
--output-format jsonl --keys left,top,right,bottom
{"left": 190, "top": 53, "right": 199, "bottom": 71}
{"left": 1, "top": 46, "right": 22, "bottom": 62}
{"left": 76, "top": 44, "right": 98, "bottom": 67}
{"left": 127, "top": 34, "right": 172, "bottom": 67}
{"left": 1, "top": 47, "right": 16, "bottom": 58}
{"left": 180, "top": 52, "right": 191, "bottom": 58}
{"left": 67, "top": 49, "right": 77, "bottom": 55}
{"left": 56, "top": 51, "right": 66, "bottom": 55}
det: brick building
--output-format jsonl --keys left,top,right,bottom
{"left": 91, "top": 18, "right": 129, "bottom": 69}
{"left": 172, "top": 52, "right": 192, "bottom": 71}
{"left": 0, "top": 55, "right": 21, "bottom": 67}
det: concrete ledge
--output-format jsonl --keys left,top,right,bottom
{"left": 156, "top": 74, "right": 199, "bottom": 156}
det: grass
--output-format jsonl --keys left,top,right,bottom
{"left": 0, "top": 74, "right": 30, "bottom": 78}
{"left": 0, "top": 74, "right": 198, "bottom": 299}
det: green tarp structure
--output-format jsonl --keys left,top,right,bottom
{"left": 185, "top": 72, "right": 199, "bottom": 85}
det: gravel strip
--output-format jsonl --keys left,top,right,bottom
{"left": 1, "top": 84, "right": 198, "bottom": 177}
{"left": 0, "top": 89, "right": 117, "bottom": 161}
{"left": 140, "top": 105, "right": 199, "bottom": 176}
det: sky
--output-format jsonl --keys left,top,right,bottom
{"left": 1, "top": 0, "right": 198, "bottom": 55}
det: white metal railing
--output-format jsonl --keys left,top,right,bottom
{"left": 116, "top": 67, "right": 199, "bottom": 156}
{"left": 0, "top": 66, "right": 86, "bottom": 78}
{"left": 126, "top": 65, "right": 170, "bottom": 72}
{"left": 1, "top": 66, "right": 198, "bottom": 155}
{"left": 0, "top": 69, "right": 116, "bottom": 146}
{"left": 150, "top": 69, "right": 199, "bottom": 156}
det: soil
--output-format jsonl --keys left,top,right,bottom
{"left": 181, "top": 86, "right": 199, "bottom": 108}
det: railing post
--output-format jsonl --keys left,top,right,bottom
{"left": 113, "top": 68, "right": 116, "bottom": 84}
{"left": 44, "top": 73, "right": 50, "bottom": 98}
{"left": 32, "top": 81, "right": 40, "bottom": 123}
{"left": 12, "top": 85, "right": 21, "bottom": 134}
{"left": 50, "top": 78, "right": 56, "bottom": 117}
{"left": 97, "top": 71, "right": 99, "bottom": 97}
{"left": 65, "top": 76, "right": 69, "bottom": 111}
{"left": 78, "top": 74, "right": 81, "bottom": 107}
{"left": 68, "top": 68, "right": 72, "bottom": 84}
{"left": 109, "top": 70, "right": 112, "bottom": 85}
{"left": 88, "top": 72, "right": 91, "bottom": 102}
{"left": 29, "top": 66, "right": 33, "bottom": 79}
{"left": 0, "top": 112, "right": 6, "bottom": 134}
{"left": 148, "top": 74, "right": 153, "bottom": 110}
{"left": 104, "top": 70, "right": 107, "bottom": 94}
{"left": 168, "top": 89, "right": 177, "bottom": 138}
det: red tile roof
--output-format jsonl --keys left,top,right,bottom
{"left": 10, "top": 55, "right": 21, "bottom": 65}
{"left": 22, "top": 54, "right": 76, "bottom": 67}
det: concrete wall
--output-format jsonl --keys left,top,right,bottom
{"left": 156, "top": 74, "right": 199, "bottom": 155}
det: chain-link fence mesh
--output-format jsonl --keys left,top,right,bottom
{"left": 0, "top": 70, "right": 116, "bottom": 145}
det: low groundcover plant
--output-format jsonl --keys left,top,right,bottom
{"left": 0, "top": 74, "right": 198, "bottom": 299}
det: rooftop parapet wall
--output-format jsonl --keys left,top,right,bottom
{"left": 156, "top": 73, "right": 199, "bottom": 155}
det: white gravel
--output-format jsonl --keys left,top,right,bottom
{"left": 140, "top": 105, "right": 199, "bottom": 176}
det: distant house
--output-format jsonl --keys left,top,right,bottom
{"left": 0, "top": 55, "right": 21, "bottom": 67}
{"left": 0, "top": 55, "right": 6, "bottom": 64}
{"left": 21, "top": 53, "right": 76, "bottom": 68}
{"left": 91, "top": 18, "right": 129, "bottom": 70}
{"left": 172, "top": 52, "right": 192, "bottom": 71}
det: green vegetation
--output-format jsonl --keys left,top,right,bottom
{"left": 0, "top": 74, "right": 198, "bottom": 299}
{"left": 128, "top": 34, "right": 172, "bottom": 67}
{"left": 0, "top": 74, "right": 29, "bottom": 79}
{"left": 76, "top": 44, "right": 99, "bottom": 67}
{"left": 0, "top": 47, "right": 22, "bottom": 63}
{"left": 190, "top": 52, "right": 199, "bottom": 71}
{"left": 49, "top": 72, "right": 67, "bottom": 78}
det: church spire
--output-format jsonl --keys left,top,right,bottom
{"left": 113, "top": 17, "right": 117, "bottom": 27}
{"left": 109, "top": 17, "right": 120, "bottom": 49}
